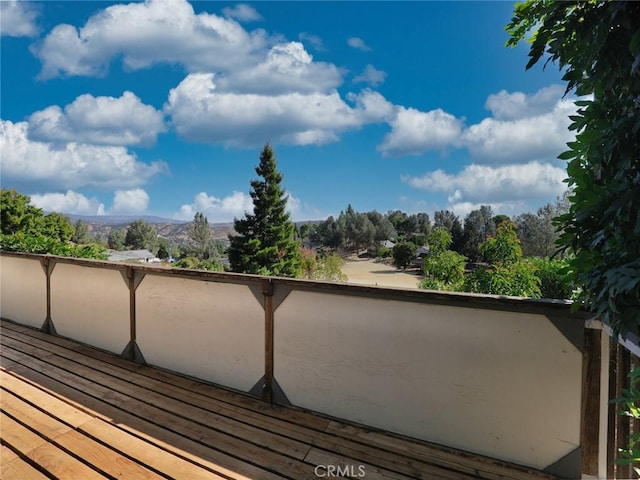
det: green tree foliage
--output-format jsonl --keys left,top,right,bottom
{"left": 462, "top": 205, "right": 496, "bottom": 261}
{"left": 301, "top": 248, "right": 347, "bottom": 282}
{"left": 41, "top": 212, "right": 74, "bottom": 243}
{"left": 507, "top": 1, "right": 640, "bottom": 335}
{"left": 228, "top": 144, "right": 302, "bottom": 277}
{"left": 0, "top": 189, "right": 43, "bottom": 235}
{"left": 480, "top": 221, "right": 522, "bottom": 266}
{"left": 515, "top": 193, "right": 570, "bottom": 257}
{"left": 189, "top": 212, "right": 211, "bottom": 258}
{"left": 392, "top": 242, "right": 416, "bottom": 270}
{"left": 464, "top": 221, "right": 540, "bottom": 297}
{"left": 420, "top": 227, "right": 466, "bottom": 291}
{"left": 125, "top": 219, "right": 159, "bottom": 254}
{"left": 0, "top": 189, "right": 106, "bottom": 259}
{"left": 72, "top": 219, "right": 91, "bottom": 244}
{"left": 433, "top": 209, "right": 464, "bottom": 253}
{"left": 173, "top": 256, "right": 223, "bottom": 272}
{"left": 527, "top": 257, "right": 572, "bottom": 299}
{"left": 464, "top": 261, "right": 541, "bottom": 298}
{"left": 108, "top": 228, "right": 126, "bottom": 250}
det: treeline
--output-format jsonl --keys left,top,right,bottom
{"left": 299, "top": 192, "right": 570, "bottom": 262}
{"left": 0, "top": 189, "right": 108, "bottom": 259}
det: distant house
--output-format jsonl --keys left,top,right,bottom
{"left": 381, "top": 240, "right": 396, "bottom": 249}
{"left": 107, "top": 249, "right": 160, "bottom": 264}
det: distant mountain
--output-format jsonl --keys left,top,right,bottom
{"left": 64, "top": 214, "right": 186, "bottom": 225}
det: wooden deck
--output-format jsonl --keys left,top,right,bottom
{"left": 0, "top": 319, "right": 557, "bottom": 480}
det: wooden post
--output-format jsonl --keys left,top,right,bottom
{"left": 582, "top": 327, "right": 602, "bottom": 476}
{"left": 617, "top": 346, "right": 632, "bottom": 479}
{"left": 128, "top": 266, "right": 136, "bottom": 361}
{"left": 608, "top": 342, "right": 618, "bottom": 479}
{"left": 263, "top": 279, "right": 274, "bottom": 404}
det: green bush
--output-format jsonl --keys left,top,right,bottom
{"left": 464, "top": 262, "right": 541, "bottom": 298}
{"left": 527, "top": 257, "right": 572, "bottom": 299}
{"left": 173, "top": 256, "right": 224, "bottom": 272}
{"left": 376, "top": 245, "right": 392, "bottom": 258}
{"left": 0, "top": 233, "right": 108, "bottom": 260}
{"left": 422, "top": 249, "right": 466, "bottom": 291}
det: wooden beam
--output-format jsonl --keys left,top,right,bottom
{"left": 582, "top": 327, "right": 601, "bottom": 476}
{"left": 616, "top": 346, "right": 632, "bottom": 479}
{"left": 263, "top": 279, "right": 274, "bottom": 404}
{"left": 607, "top": 342, "right": 617, "bottom": 479}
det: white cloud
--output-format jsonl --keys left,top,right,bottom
{"left": 166, "top": 74, "right": 390, "bottom": 147}
{"left": 112, "top": 188, "right": 150, "bottom": 214}
{"left": 0, "top": 0, "right": 39, "bottom": 37}
{"left": 402, "top": 161, "right": 567, "bottom": 205}
{"left": 222, "top": 4, "right": 262, "bottom": 22}
{"left": 377, "top": 85, "right": 578, "bottom": 162}
{"left": 353, "top": 64, "right": 387, "bottom": 87}
{"left": 176, "top": 190, "right": 311, "bottom": 223}
{"left": 0, "top": 120, "right": 168, "bottom": 190}
{"left": 176, "top": 191, "right": 254, "bottom": 222}
{"left": 347, "top": 37, "right": 371, "bottom": 51}
{"left": 28, "top": 92, "right": 166, "bottom": 147}
{"left": 214, "top": 42, "right": 343, "bottom": 95}
{"left": 29, "top": 190, "right": 105, "bottom": 215}
{"left": 32, "top": 0, "right": 268, "bottom": 79}
{"left": 461, "top": 95, "right": 577, "bottom": 164}
{"left": 484, "top": 84, "right": 566, "bottom": 120}
{"left": 378, "top": 107, "right": 463, "bottom": 156}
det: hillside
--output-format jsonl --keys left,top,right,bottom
{"left": 69, "top": 215, "right": 235, "bottom": 245}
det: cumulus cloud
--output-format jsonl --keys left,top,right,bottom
{"left": 0, "top": 120, "right": 168, "bottom": 190}
{"left": 214, "top": 42, "right": 343, "bottom": 95}
{"left": 112, "top": 188, "right": 150, "bottom": 214}
{"left": 32, "top": 0, "right": 268, "bottom": 79}
{"left": 166, "top": 74, "right": 391, "bottom": 147}
{"left": 461, "top": 95, "right": 577, "bottom": 164}
{"left": 378, "top": 107, "right": 464, "bottom": 156}
{"left": 176, "top": 190, "right": 307, "bottom": 222}
{"left": 484, "top": 84, "right": 566, "bottom": 121}
{"left": 222, "top": 4, "right": 262, "bottom": 22}
{"left": 353, "top": 64, "right": 387, "bottom": 87}
{"left": 347, "top": 37, "right": 371, "bottom": 51}
{"left": 378, "top": 85, "right": 578, "bottom": 162}
{"left": 28, "top": 92, "right": 166, "bottom": 147}
{"left": 402, "top": 161, "right": 567, "bottom": 205}
{"left": 29, "top": 190, "right": 105, "bottom": 215}
{"left": 176, "top": 191, "right": 254, "bottom": 222}
{"left": 0, "top": 0, "right": 39, "bottom": 37}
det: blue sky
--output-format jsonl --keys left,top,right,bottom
{"left": 0, "top": 0, "right": 574, "bottom": 223}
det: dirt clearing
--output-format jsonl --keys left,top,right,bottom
{"left": 342, "top": 256, "right": 422, "bottom": 289}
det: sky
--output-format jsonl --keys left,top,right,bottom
{"left": 0, "top": 0, "right": 575, "bottom": 223}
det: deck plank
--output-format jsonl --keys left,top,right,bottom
{"left": 0, "top": 413, "right": 103, "bottom": 479}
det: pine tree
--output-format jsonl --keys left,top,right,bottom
{"left": 228, "top": 144, "right": 302, "bottom": 277}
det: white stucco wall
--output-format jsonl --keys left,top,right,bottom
{"left": 50, "top": 263, "right": 129, "bottom": 354}
{"left": 0, "top": 255, "right": 47, "bottom": 328}
{"left": 274, "top": 290, "right": 582, "bottom": 471}
{"left": 136, "top": 275, "right": 264, "bottom": 392}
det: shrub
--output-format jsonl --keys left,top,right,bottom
{"left": 527, "top": 257, "right": 572, "bottom": 299}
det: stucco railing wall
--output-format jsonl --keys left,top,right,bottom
{"left": 135, "top": 275, "right": 264, "bottom": 391}
{"left": 274, "top": 289, "right": 583, "bottom": 472}
{"left": 0, "top": 255, "right": 46, "bottom": 328}
{"left": 0, "top": 252, "right": 593, "bottom": 478}
{"left": 49, "top": 262, "right": 130, "bottom": 355}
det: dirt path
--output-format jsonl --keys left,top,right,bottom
{"left": 342, "top": 256, "right": 422, "bottom": 289}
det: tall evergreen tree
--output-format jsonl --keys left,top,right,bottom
{"left": 228, "top": 144, "right": 302, "bottom": 277}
